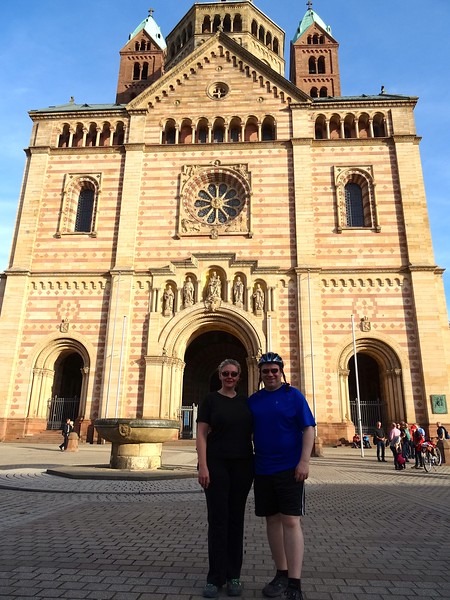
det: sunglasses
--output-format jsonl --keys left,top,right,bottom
{"left": 221, "top": 371, "right": 239, "bottom": 378}
{"left": 261, "top": 368, "right": 280, "bottom": 375}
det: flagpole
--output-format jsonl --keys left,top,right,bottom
{"left": 351, "top": 314, "right": 364, "bottom": 458}
{"left": 307, "top": 270, "right": 317, "bottom": 436}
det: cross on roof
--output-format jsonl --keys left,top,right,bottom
{"left": 307, "top": 1, "right": 313, "bottom": 10}
{"left": 148, "top": 8, "right": 154, "bottom": 17}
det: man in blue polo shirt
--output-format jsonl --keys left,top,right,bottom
{"left": 248, "top": 352, "right": 315, "bottom": 600}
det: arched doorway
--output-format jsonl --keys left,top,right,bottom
{"left": 180, "top": 331, "right": 247, "bottom": 438}
{"left": 48, "top": 351, "right": 83, "bottom": 429}
{"left": 339, "top": 338, "right": 404, "bottom": 436}
{"left": 348, "top": 353, "right": 386, "bottom": 433}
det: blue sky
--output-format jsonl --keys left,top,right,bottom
{"left": 1, "top": 0, "right": 449, "bottom": 316}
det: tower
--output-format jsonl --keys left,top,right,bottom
{"left": 290, "top": 1, "right": 341, "bottom": 97}
{"left": 116, "top": 9, "right": 166, "bottom": 104}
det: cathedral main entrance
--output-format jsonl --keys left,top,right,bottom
{"left": 182, "top": 330, "right": 248, "bottom": 407}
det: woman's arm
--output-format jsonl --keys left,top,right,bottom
{"left": 196, "top": 422, "right": 210, "bottom": 489}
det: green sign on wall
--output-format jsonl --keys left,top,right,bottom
{"left": 431, "top": 394, "right": 447, "bottom": 414}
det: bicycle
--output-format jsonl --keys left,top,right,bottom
{"left": 421, "top": 441, "right": 442, "bottom": 472}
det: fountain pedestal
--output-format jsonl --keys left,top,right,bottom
{"left": 94, "top": 418, "right": 180, "bottom": 470}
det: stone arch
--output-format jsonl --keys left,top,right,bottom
{"left": 149, "top": 305, "right": 265, "bottom": 420}
{"left": 338, "top": 337, "right": 405, "bottom": 430}
{"left": 26, "top": 337, "right": 91, "bottom": 427}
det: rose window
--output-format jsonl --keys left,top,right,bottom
{"left": 194, "top": 182, "right": 244, "bottom": 225}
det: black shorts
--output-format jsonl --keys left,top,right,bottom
{"left": 253, "top": 468, "right": 305, "bottom": 517}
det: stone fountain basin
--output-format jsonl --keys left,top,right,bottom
{"left": 94, "top": 418, "right": 179, "bottom": 444}
{"left": 94, "top": 419, "right": 180, "bottom": 470}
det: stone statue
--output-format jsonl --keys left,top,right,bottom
{"left": 233, "top": 276, "right": 244, "bottom": 306}
{"left": 207, "top": 271, "right": 222, "bottom": 300}
{"left": 253, "top": 283, "right": 264, "bottom": 312}
{"left": 183, "top": 277, "right": 195, "bottom": 307}
{"left": 163, "top": 285, "right": 174, "bottom": 314}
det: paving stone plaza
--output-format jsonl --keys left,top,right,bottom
{"left": 0, "top": 442, "right": 449, "bottom": 599}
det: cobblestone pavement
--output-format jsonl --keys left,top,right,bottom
{"left": 0, "top": 443, "right": 449, "bottom": 599}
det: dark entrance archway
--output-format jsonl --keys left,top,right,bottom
{"left": 48, "top": 352, "right": 83, "bottom": 429}
{"left": 180, "top": 330, "right": 248, "bottom": 439}
{"left": 348, "top": 353, "right": 386, "bottom": 433}
{"left": 182, "top": 331, "right": 248, "bottom": 407}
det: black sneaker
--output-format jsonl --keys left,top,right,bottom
{"left": 227, "top": 579, "right": 242, "bottom": 597}
{"left": 262, "top": 574, "right": 288, "bottom": 597}
{"left": 202, "top": 583, "right": 219, "bottom": 598}
{"left": 283, "top": 588, "right": 303, "bottom": 600}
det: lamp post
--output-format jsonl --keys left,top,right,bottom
{"left": 351, "top": 314, "right": 364, "bottom": 458}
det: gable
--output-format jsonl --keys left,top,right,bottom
{"left": 120, "top": 29, "right": 165, "bottom": 54}
{"left": 293, "top": 22, "right": 338, "bottom": 46}
{"left": 127, "top": 32, "right": 310, "bottom": 113}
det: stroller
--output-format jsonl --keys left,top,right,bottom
{"left": 362, "top": 435, "right": 371, "bottom": 449}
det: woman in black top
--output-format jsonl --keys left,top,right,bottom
{"left": 197, "top": 359, "right": 253, "bottom": 598}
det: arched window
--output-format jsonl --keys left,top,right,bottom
{"left": 58, "top": 175, "right": 100, "bottom": 236}
{"left": 309, "top": 57, "right": 317, "bottom": 74}
{"left": 229, "top": 117, "right": 242, "bottom": 142}
{"left": 344, "top": 114, "right": 356, "bottom": 139}
{"left": 345, "top": 183, "right": 364, "bottom": 227}
{"left": 373, "top": 113, "right": 386, "bottom": 137}
{"left": 133, "top": 63, "right": 141, "bottom": 81}
{"left": 163, "top": 120, "right": 176, "bottom": 144}
{"left": 261, "top": 116, "right": 276, "bottom": 141}
{"left": 329, "top": 115, "right": 340, "bottom": 139}
{"left": 75, "top": 189, "right": 95, "bottom": 232}
{"left": 273, "top": 37, "right": 279, "bottom": 54}
{"left": 113, "top": 121, "right": 125, "bottom": 145}
{"left": 202, "top": 16, "right": 211, "bottom": 33}
{"left": 266, "top": 31, "right": 272, "bottom": 49}
{"left": 86, "top": 123, "right": 97, "bottom": 147}
{"left": 233, "top": 15, "right": 242, "bottom": 32}
{"left": 335, "top": 167, "right": 379, "bottom": 233}
{"left": 72, "top": 123, "right": 84, "bottom": 148}
{"left": 179, "top": 120, "right": 193, "bottom": 144}
{"left": 319, "top": 86, "right": 328, "bottom": 97}
{"left": 259, "top": 26, "right": 265, "bottom": 42}
{"left": 317, "top": 56, "right": 326, "bottom": 73}
{"left": 312, "top": 34, "right": 319, "bottom": 44}
{"left": 244, "top": 117, "right": 258, "bottom": 142}
{"left": 197, "top": 119, "right": 209, "bottom": 144}
{"left": 141, "top": 62, "right": 149, "bottom": 80}
{"left": 213, "top": 118, "right": 225, "bottom": 143}
{"left": 223, "top": 15, "right": 231, "bottom": 32}
{"left": 314, "top": 115, "right": 327, "bottom": 139}
{"left": 58, "top": 124, "right": 71, "bottom": 148}
{"left": 251, "top": 20, "right": 258, "bottom": 36}
{"left": 310, "top": 87, "right": 319, "bottom": 98}
{"left": 213, "top": 15, "right": 221, "bottom": 32}
{"left": 358, "top": 113, "right": 370, "bottom": 138}
{"left": 99, "top": 122, "right": 111, "bottom": 147}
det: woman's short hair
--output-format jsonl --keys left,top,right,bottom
{"left": 218, "top": 358, "right": 241, "bottom": 374}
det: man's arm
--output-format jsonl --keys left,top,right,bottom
{"left": 294, "top": 425, "right": 315, "bottom": 482}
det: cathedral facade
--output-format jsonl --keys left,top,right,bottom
{"left": 0, "top": 0, "right": 449, "bottom": 443}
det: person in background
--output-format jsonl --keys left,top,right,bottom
{"left": 399, "top": 422, "right": 411, "bottom": 462}
{"left": 388, "top": 422, "right": 401, "bottom": 467}
{"left": 373, "top": 421, "right": 386, "bottom": 462}
{"left": 59, "top": 418, "right": 72, "bottom": 451}
{"left": 436, "top": 421, "right": 449, "bottom": 440}
{"left": 248, "top": 352, "right": 315, "bottom": 600}
{"left": 412, "top": 424, "right": 425, "bottom": 469}
{"left": 197, "top": 359, "right": 253, "bottom": 598}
